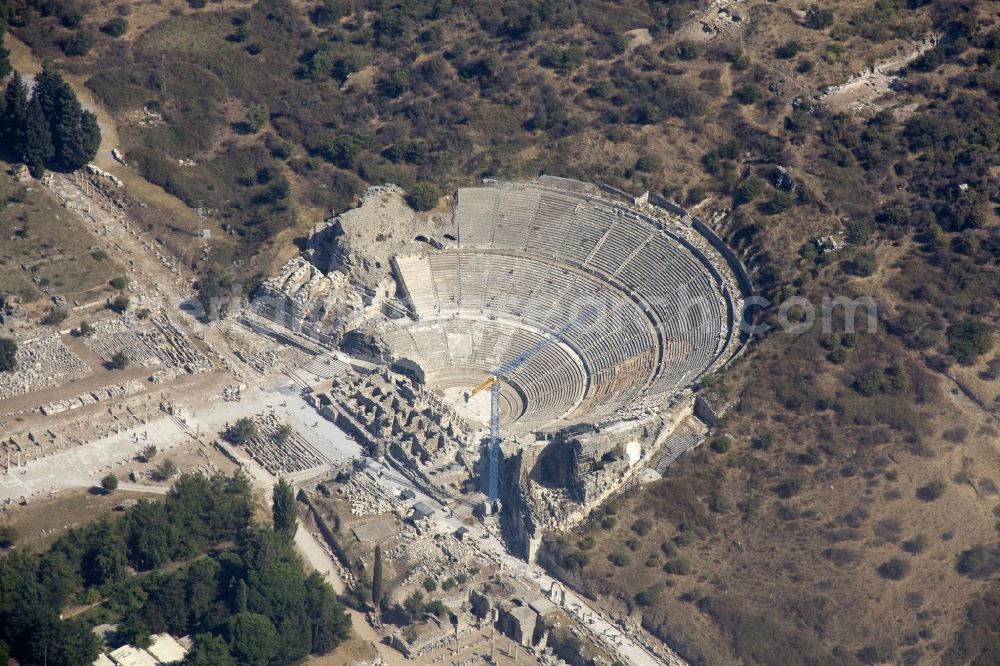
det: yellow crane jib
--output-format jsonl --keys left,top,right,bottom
{"left": 470, "top": 375, "right": 499, "bottom": 399}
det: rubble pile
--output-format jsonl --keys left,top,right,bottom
{"left": 343, "top": 469, "right": 400, "bottom": 516}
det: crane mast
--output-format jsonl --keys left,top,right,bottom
{"left": 472, "top": 303, "right": 602, "bottom": 504}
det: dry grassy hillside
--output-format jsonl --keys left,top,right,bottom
{"left": 6, "top": 0, "right": 1000, "bottom": 663}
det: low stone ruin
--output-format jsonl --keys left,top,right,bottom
{"left": 0, "top": 335, "right": 91, "bottom": 400}
{"left": 40, "top": 380, "right": 144, "bottom": 415}
{"left": 234, "top": 412, "right": 325, "bottom": 476}
{"left": 320, "top": 370, "right": 474, "bottom": 471}
{"left": 252, "top": 256, "right": 364, "bottom": 344}
{"left": 83, "top": 312, "right": 212, "bottom": 380}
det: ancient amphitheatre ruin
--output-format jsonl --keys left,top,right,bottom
{"left": 254, "top": 176, "right": 751, "bottom": 553}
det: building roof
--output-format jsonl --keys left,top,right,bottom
{"left": 146, "top": 633, "right": 189, "bottom": 664}
{"left": 108, "top": 645, "right": 159, "bottom": 666}
{"left": 92, "top": 655, "right": 117, "bottom": 666}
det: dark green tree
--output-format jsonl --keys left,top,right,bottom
{"left": 227, "top": 417, "right": 257, "bottom": 444}
{"left": 108, "top": 351, "right": 130, "bottom": 369}
{"left": 0, "top": 71, "right": 29, "bottom": 146}
{"left": 33, "top": 63, "right": 101, "bottom": 170}
{"left": 226, "top": 613, "right": 278, "bottom": 666}
{"left": 304, "top": 571, "right": 350, "bottom": 654}
{"left": 406, "top": 182, "right": 440, "bottom": 211}
{"left": 372, "top": 544, "right": 383, "bottom": 611}
{"left": 19, "top": 96, "right": 53, "bottom": 177}
{"left": 272, "top": 478, "right": 297, "bottom": 540}
{"left": 186, "top": 633, "right": 237, "bottom": 666}
{"left": 948, "top": 317, "right": 994, "bottom": 364}
{"left": 235, "top": 579, "right": 249, "bottom": 613}
{"left": 0, "top": 44, "right": 9, "bottom": 83}
{"left": 82, "top": 529, "right": 127, "bottom": 585}
{"left": 0, "top": 337, "right": 17, "bottom": 372}
{"left": 62, "top": 108, "right": 101, "bottom": 170}
{"left": 101, "top": 474, "right": 119, "bottom": 493}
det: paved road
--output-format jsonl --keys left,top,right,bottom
{"left": 0, "top": 416, "right": 188, "bottom": 502}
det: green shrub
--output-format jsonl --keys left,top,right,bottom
{"left": 608, "top": 551, "right": 629, "bottom": 567}
{"left": 916, "top": 480, "right": 946, "bottom": 502}
{"left": 877, "top": 557, "right": 910, "bottom": 580}
{"left": 422, "top": 576, "right": 437, "bottom": 592}
{"left": 634, "top": 154, "right": 662, "bottom": 173}
{"left": 947, "top": 318, "right": 994, "bottom": 364}
{"left": 109, "top": 295, "right": 130, "bottom": 313}
{"left": 776, "top": 478, "right": 803, "bottom": 499}
{"left": 843, "top": 250, "right": 877, "bottom": 276}
{"left": 853, "top": 368, "right": 883, "bottom": 396}
{"left": 804, "top": 6, "right": 834, "bottom": 30}
{"left": 635, "top": 583, "right": 664, "bottom": 606}
{"left": 664, "top": 558, "right": 691, "bottom": 575}
{"left": 733, "top": 84, "right": 762, "bottom": 105}
{"left": 101, "top": 17, "right": 129, "bottom": 37}
{"left": 563, "top": 551, "right": 589, "bottom": 569}
{"left": 631, "top": 519, "right": 652, "bottom": 536}
{"left": 775, "top": 40, "right": 802, "bottom": 59}
{"left": 902, "top": 534, "right": 929, "bottom": 555}
{"left": 42, "top": 308, "right": 68, "bottom": 326}
{"left": 540, "top": 45, "right": 585, "bottom": 72}
{"left": 406, "top": 183, "right": 441, "bottom": 211}
{"left": 108, "top": 351, "right": 130, "bottom": 370}
{"left": 845, "top": 218, "right": 874, "bottom": 244}
{"left": 62, "top": 30, "right": 96, "bottom": 57}
{"left": 101, "top": 474, "right": 119, "bottom": 493}
{"left": 710, "top": 437, "right": 732, "bottom": 454}
{"left": 226, "top": 417, "right": 257, "bottom": 444}
{"left": 109, "top": 276, "right": 129, "bottom": 289}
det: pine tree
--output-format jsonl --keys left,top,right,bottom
{"left": 32, "top": 62, "right": 100, "bottom": 169}
{"left": 372, "top": 544, "right": 383, "bottom": 611}
{"left": 19, "top": 96, "right": 53, "bottom": 177}
{"left": 33, "top": 62, "right": 64, "bottom": 122}
{"left": 0, "top": 1, "right": 11, "bottom": 80}
{"left": 0, "top": 70, "right": 27, "bottom": 147}
{"left": 55, "top": 95, "right": 99, "bottom": 169}
{"left": 76, "top": 110, "right": 101, "bottom": 164}
{"left": 0, "top": 39, "right": 10, "bottom": 82}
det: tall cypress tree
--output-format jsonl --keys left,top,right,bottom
{"left": 271, "top": 478, "right": 297, "bottom": 541}
{"left": 0, "top": 70, "right": 27, "bottom": 146}
{"left": 20, "top": 95, "right": 53, "bottom": 177}
{"left": 372, "top": 544, "right": 383, "bottom": 611}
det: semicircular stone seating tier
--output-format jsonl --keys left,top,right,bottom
{"left": 380, "top": 183, "right": 739, "bottom": 432}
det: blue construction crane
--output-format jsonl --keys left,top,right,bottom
{"left": 469, "top": 303, "right": 603, "bottom": 503}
